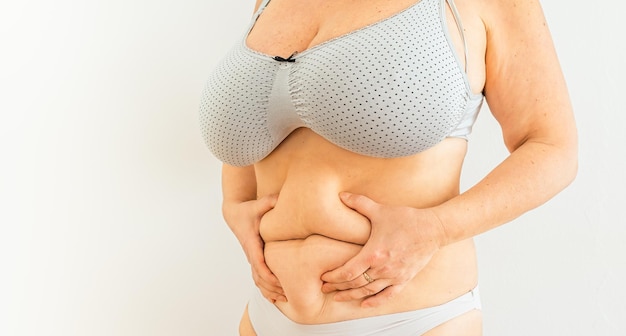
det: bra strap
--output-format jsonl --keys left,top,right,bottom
{"left": 251, "top": 0, "right": 272, "bottom": 25}
{"left": 445, "top": 0, "right": 469, "bottom": 73}
{"left": 258, "top": 0, "right": 272, "bottom": 13}
{"left": 247, "top": 0, "right": 272, "bottom": 39}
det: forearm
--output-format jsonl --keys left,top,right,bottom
{"left": 221, "top": 164, "right": 258, "bottom": 242}
{"left": 433, "top": 139, "right": 577, "bottom": 247}
{"left": 222, "top": 163, "right": 257, "bottom": 203}
{"left": 221, "top": 165, "right": 285, "bottom": 299}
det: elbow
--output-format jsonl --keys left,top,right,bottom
{"left": 541, "top": 123, "right": 579, "bottom": 189}
{"left": 551, "top": 129, "right": 578, "bottom": 190}
{"left": 520, "top": 130, "right": 579, "bottom": 191}
{"left": 562, "top": 123, "right": 579, "bottom": 187}
{"left": 562, "top": 141, "right": 579, "bottom": 188}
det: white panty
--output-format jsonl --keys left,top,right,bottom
{"left": 248, "top": 286, "right": 481, "bottom": 336}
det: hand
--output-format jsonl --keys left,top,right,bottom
{"left": 223, "top": 194, "right": 287, "bottom": 303}
{"left": 321, "top": 192, "right": 446, "bottom": 308}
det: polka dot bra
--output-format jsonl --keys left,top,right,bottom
{"left": 199, "top": 0, "right": 483, "bottom": 167}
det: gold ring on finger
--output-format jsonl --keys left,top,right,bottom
{"left": 363, "top": 271, "right": 374, "bottom": 283}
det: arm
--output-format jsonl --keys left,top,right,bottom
{"left": 434, "top": 0, "right": 577, "bottom": 244}
{"left": 321, "top": 0, "right": 577, "bottom": 306}
{"left": 222, "top": 164, "right": 286, "bottom": 302}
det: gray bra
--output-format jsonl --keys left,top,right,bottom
{"left": 199, "top": 0, "right": 483, "bottom": 166}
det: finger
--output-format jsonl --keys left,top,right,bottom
{"left": 321, "top": 272, "right": 372, "bottom": 293}
{"left": 252, "top": 256, "right": 283, "bottom": 288}
{"left": 320, "top": 255, "right": 370, "bottom": 284}
{"left": 257, "top": 285, "right": 287, "bottom": 303}
{"left": 253, "top": 269, "right": 283, "bottom": 293}
{"left": 246, "top": 239, "right": 281, "bottom": 286}
{"left": 258, "top": 276, "right": 283, "bottom": 294}
{"left": 339, "top": 192, "right": 378, "bottom": 217}
{"left": 361, "top": 284, "right": 404, "bottom": 308}
{"left": 332, "top": 280, "right": 390, "bottom": 302}
{"left": 260, "top": 287, "right": 286, "bottom": 303}
{"left": 252, "top": 266, "right": 287, "bottom": 302}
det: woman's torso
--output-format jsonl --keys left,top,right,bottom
{"left": 256, "top": 129, "right": 479, "bottom": 323}
{"left": 204, "top": 0, "right": 487, "bottom": 324}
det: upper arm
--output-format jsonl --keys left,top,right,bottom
{"left": 481, "top": 0, "right": 576, "bottom": 152}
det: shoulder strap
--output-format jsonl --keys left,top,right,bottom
{"left": 258, "top": 0, "right": 272, "bottom": 12}
{"left": 252, "top": 0, "right": 272, "bottom": 20}
{"left": 445, "top": 0, "right": 469, "bottom": 72}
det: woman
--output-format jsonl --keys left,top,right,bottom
{"left": 199, "top": 0, "right": 577, "bottom": 334}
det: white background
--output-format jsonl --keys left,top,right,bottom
{"left": 1, "top": 0, "right": 624, "bottom": 335}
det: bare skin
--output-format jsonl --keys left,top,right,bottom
{"left": 221, "top": 0, "right": 577, "bottom": 334}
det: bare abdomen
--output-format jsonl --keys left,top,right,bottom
{"left": 264, "top": 235, "right": 366, "bottom": 324}
{"left": 254, "top": 131, "right": 478, "bottom": 324}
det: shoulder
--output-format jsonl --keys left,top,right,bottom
{"left": 466, "top": 0, "right": 572, "bottom": 151}
{"left": 452, "top": 0, "right": 549, "bottom": 30}
{"left": 471, "top": 0, "right": 556, "bottom": 71}
{"left": 472, "top": 0, "right": 561, "bottom": 96}
{"left": 453, "top": 0, "right": 549, "bottom": 32}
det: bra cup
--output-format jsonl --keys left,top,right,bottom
{"left": 293, "top": 28, "right": 469, "bottom": 158}
{"left": 199, "top": 0, "right": 483, "bottom": 166}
